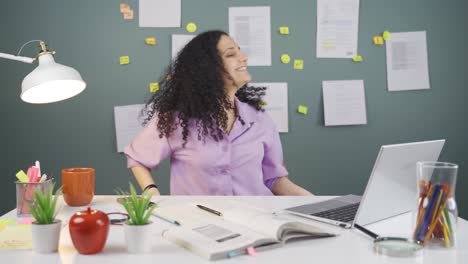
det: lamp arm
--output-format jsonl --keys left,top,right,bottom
{"left": 0, "top": 39, "right": 48, "bottom": 64}
{"left": 0, "top": 52, "right": 34, "bottom": 64}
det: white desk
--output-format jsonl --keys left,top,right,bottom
{"left": 1, "top": 196, "right": 467, "bottom": 264}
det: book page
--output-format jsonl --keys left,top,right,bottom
{"left": 204, "top": 201, "right": 331, "bottom": 241}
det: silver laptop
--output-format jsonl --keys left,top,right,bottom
{"left": 283, "top": 139, "right": 445, "bottom": 228}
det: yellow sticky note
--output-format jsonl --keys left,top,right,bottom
{"left": 293, "top": 59, "right": 304, "bottom": 70}
{"left": 280, "top": 54, "right": 291, "bottom": 64}
{"left": 145, "top": 37, "right": 157, "bottom": 45}
{"left": 279, "top": 27, "right": 290, "bottom": 35}
{"left": 186, "top": 22, "right": 197, "bottom": 33}
{"left": 382, "top": 31, "right": 390, "bottom": 40}
{"left": 352, "top": 55, "right": 363, "bottom": 62}
{"left": 0, "top": 220, "right": 16, "bottom": 226}
{"left": 298, "top": 105, "right": 308, "bottom": 115}
{"left": 373, "top": 36, "right": 384, "bottom": 45}
{"left": 150, "top": 82, "right": 159, "bottom": 93}
{"left": 16, "top": 170, "right": 29, "bottom": 183}
{"left": 119, "top": 56, "right": 130, "bottom": 65}
{"left": 0, "top": 225, "right": 32, "bottom": 250}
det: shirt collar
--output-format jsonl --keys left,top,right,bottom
{"left": 234, "top": 96, "right": 257, "bottom": 126}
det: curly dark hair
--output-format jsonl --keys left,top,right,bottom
{"left": 143, "top": 30, "right": 266, "bottom": 145}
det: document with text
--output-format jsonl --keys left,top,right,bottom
{"left": 316, "top": 0, "right": 360, "bottom": 58}
{"left": 251, "top": 82, "right": 288, "bottom": 133}
{"left": 172, "top": 34, "right": 196, "bottom": 60}
{"left": 114, "top": 104, "right": 146, "bottom": 152}
{"left": 322, "top": 80, "right": 367, "bottom": 126}
{"left": 139, "top": 0, "right": 181, "bottom": 27}
{"left": 229, "top": 6, "right": 272, "bottom": 66}
{"left": 386, "top": 31, "right": 430, "bottom": 91}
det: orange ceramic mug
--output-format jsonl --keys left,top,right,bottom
{"left": 62, "top": 168, "right": 95, "bottom": 206}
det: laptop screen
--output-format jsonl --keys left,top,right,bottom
{"left": 354, "top": 139, "right": 445, "bottom": 226}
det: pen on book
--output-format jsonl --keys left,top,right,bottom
{"left": 146, "top": 201, "right": 180, "bottom": 226}
{"left": 197, "top": 204, "right": 223, "bottom": 216}
{"left": 151, "top": 212, "right": 180, "bottom": 226}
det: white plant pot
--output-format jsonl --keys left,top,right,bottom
{"left": 123, "top": 221, "right": 153, "bottom": 254}
{"left": 31, "top": 219, "right": 62, "bottom": 253}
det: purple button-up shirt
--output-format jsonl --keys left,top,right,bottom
{"left": 124, "top": 97, "right": 288, "bottom": 195}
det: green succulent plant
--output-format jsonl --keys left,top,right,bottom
{"left": 28, "top": 183, "right": 61, "bottom": 225}
{"left": 117, "top": 182, "right": 157, "bottom": 225}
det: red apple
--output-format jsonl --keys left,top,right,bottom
{"left": 69, "top": 207, "right": 110, "bottom": 254}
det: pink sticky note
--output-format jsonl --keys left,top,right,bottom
{"left": 17, "top": 217, "right": 35, "bottom": 225}
{"left": 26, "top": 167, "right": 33, "bottom": 182}
{"left": 246, "top": 246, "right": 258, "bottom": 256}
{"left": 30, "top": 166, "right": 39, "bottom": 182}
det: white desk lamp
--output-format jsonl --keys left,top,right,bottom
{"left": 0, "top": 40, "right": 86, "bottom": 104}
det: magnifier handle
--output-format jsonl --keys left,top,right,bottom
{"left": 354, "top": 224, "right": 380, "bottom": 239}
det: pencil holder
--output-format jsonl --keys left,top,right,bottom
{"left": 413, "top": 162, "right": 458, "bottom": 248}
{"left": 15, "top": 179, "right": 54, "bottom": 217}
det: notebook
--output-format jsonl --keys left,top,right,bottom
{"left": 283, "top": 139, "right": 445, "bottom": 228}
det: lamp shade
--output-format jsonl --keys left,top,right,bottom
{"left": 21, "top": 53, "right": 86, "bottom": 104}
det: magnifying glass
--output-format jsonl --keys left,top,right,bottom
{"left": 354, "top": 224, "right": 423, "bottom": 257}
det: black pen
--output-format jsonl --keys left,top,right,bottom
{"left": 196, "top": 204, "right": 223, "bottom": 216}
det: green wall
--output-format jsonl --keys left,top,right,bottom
{"left": 1, "top": 0, "right": 467, "bottom": 218}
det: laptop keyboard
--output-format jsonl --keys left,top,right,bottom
{"left": 311, "top": 203, "right": 360, "bottom": 223}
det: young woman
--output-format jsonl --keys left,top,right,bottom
{"left": 124, "top": 30, "right": 311, "bottom": 196}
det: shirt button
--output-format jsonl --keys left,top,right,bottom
{"left": 220, "top": 168, "right": 228, "bottom": 174}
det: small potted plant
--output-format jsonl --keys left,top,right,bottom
{"left": 28, "top": 183, "right": 62, "bottom": 253}
{"left": 118, "top": 182, "right": 157, "bottom": 253}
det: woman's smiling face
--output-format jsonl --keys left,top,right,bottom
{"left": 217, "top": 35, "right": 251, "bottom": 90}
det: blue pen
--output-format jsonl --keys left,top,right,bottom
{"left": 417, "top": 183, "right": 441, "bottom": 241}
{"left": 152, "top": 212, "right": 181, "bottom": 226}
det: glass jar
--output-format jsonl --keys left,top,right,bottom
{"left": 413, "top": 161, "right": 458, "bottom": 248}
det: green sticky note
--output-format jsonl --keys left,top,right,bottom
{"left": 298, "top": 105, "right": 308, "bottom": 115}
{"left": 382, "top": 31, "right": 391, "bottom": 40}
{"left": 280, "top": 54, "right": 291, "bottom": 64}
{"left": 352, "top": 55, "right": 363, "bottom": 62}
{"left": 279, "top": 26, "right": 290, "bottom": 35}
{"left": 16, "top": 170, "right": 29, "bottom": 182}
{"left": 293, "top": 59, "right": 304, "bottom": 70}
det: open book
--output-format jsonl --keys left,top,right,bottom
{"left": 154, "top": 201, "right": 337, "bottom": 260}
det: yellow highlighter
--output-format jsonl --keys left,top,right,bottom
{"left": 16, "top": 170, "right": 29, "bottom": 182}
